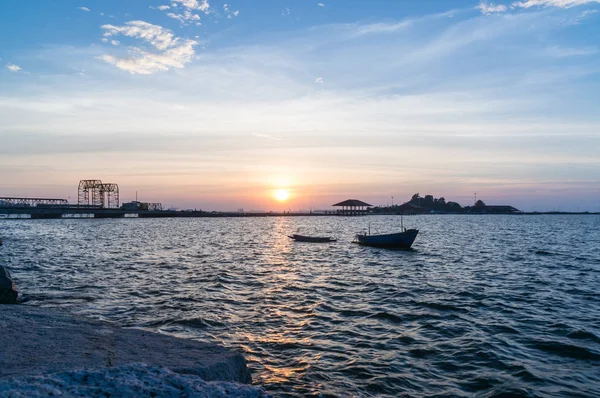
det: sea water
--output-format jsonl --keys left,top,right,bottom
{"left": 2, "top": 215, "right": 599, "bottom": 397}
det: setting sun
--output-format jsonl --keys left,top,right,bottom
{"left": 274, "top": 189, "right": 290, "bottom": 202}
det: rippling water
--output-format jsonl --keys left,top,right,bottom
{"left": 1, "top": 215, "right": 599, "bottom": 397}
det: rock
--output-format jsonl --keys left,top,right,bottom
{"left": 0, "top": 306, "right": 253, "bottom": 384}
{"left": 0, "top": 266, "right": 18, "bottom": 304}
{"left": 0, "top": 363, "right": 268, "bottom": 398}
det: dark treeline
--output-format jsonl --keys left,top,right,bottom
{"left": 373, "top": 193, "right": 470, "bottom": 214}
{"left": 373, "top": 194, "right": 525, "bottom": 214}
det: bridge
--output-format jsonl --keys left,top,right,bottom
{"left": 0, "top": 197, "right": 69, "bottom": 207}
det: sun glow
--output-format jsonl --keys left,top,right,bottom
{"left": 274, "top": 189, "right": 290, "bottom": 202}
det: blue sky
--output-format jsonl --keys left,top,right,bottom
{"left": 1, "top": 0, "right": 599, "bottom": 211}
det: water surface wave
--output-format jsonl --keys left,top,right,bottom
{"left": 2, "top": 215, "right": 599, "bottom": 397}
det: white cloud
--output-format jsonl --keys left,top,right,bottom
{"left": 160, "top": 0, "right": 208, "bottom": 24}
{"left": 77, "top": 6, "right": 90, "bottom": 12}
{"left": 166, "top": 10, "right": 201, "bottom": 24}
{"left": 315, "top": 77, "right": 324, "bottom": 83}
{"left": 282, "top": 8, "right": 290, "bottom": 16}
{"left": 318, "top": 3, "right": 325, "bottom": 6}
{"left": 6, "top": 64, "right": 22, "bottom": 72}
{"left": 99, "top": 40, "right": 196, "bottom": 74}
{"left": 99, "top": 21, "right": 197, "bottom": 74}
{"left": 102, "top": 21, "right": 178, "bottom": 50}
{"left": 110, "top": 40, "right": 120, "bottom": 46}
{"left": 171, "top": 0, "right": 210, "bottom": 13}
{"left": 477, "top": 2, "right": 509, "bottom": 14}
{"left": 513, "top": 0, "right": 600, "bottom": 8}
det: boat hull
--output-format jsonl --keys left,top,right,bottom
{"left": 355, "top": 229, "right": 418, "bottom": 248}
{"left": 288, "top": 234, "right": 336, "bottom": 243}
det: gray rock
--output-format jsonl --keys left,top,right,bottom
{"left": 0, "top": 266, "right": 18, "bottom": 304}
{"left": 0, "top": 306, "right": 252, "bottom": 384}
{"left": 0, "top": 363, "right": 268, "bottom": 397}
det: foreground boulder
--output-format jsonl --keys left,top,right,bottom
{"left": 0, "top": 266, "right": 18, "bottom": 304}
{"left": 0, "top": 306, "right": 253, "bottom": 386}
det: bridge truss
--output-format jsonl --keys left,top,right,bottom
{"left": 77, "top": 180, "right": 120, "bottom": 208}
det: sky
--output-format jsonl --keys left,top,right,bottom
{"left": 1, "top": 0, "right": 599, "bottom": 212}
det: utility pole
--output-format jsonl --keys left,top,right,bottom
{"left": 391, "top": 196, "right": 394, "bottom": 207}
{"left": 474, "top": 192, "right": 477, "bottom": 205}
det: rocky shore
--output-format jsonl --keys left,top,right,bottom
{"left": 0, "top": 266, "right": 266, "bottom": 397}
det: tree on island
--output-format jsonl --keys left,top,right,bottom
{"left": 407, "top": 193, "right": 463, "bottom": 212}
{"left": 374, "top": 194, "right": 519, "bottom": 214}
{"left": 373, "top": 193, "right": 465, "bottom": 213}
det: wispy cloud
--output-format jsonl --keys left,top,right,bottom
{"left": 158, "top": 0, "right": 210, "bottom": 25}
{"left": 315, "top": 77, "right": 324, "bottom": 83}
{"left": 477, "top": 2, "right": 508, "bottom": 14}
{"left": 544, "top": 45, "right": 597, "bottom": 57}
{"left": 166, "top": 10, "right": 201, "bottom": 24}
{"left": 77, "top": 6, "right": 90, "bottom": 12}
{"left": 513, "top": 0, "right": 600, "bottom": 8}
{"left": 102, "top": 21, "right": 178, "bottom": 50}
{"left": 150, "top": 5, "right": 171, "bottom": 11}
{"left": 223, "top": 4, "right": 239, "bottom": 19}
{"left": 99, "top": 21, "right": 197, "bottom": 74}
{"left": 253, "top": 133, "right": 282, "bottom": 140}
{"left": 318, "top": 3, "right": 325, "bottom": 6}
{"left": 171, "top": 0, "right": 210, "bottom": 13}
{"left": 352, "top": 21, "right": 412, "bottom": 36}
{"left": 6, "top": 64, "right": 22, "bottom": 72}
